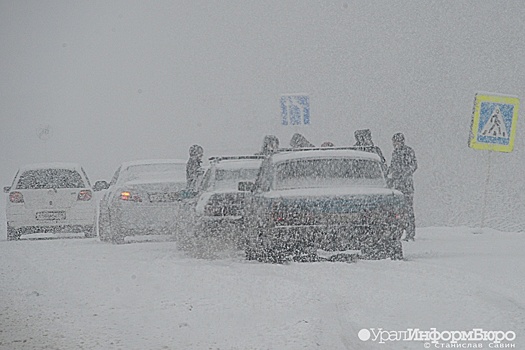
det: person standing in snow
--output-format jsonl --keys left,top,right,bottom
{"left": 186, "top": 144, "right": 204, "bottom": 191}
{"left": 256, "top": 135, "right": 280, "bottom": 155}
{"left": 353, "top": 129, "right": 387, "bottom": 173}
{"left": 388, "top": 133, "right": 418, "bottom": 241}
{"left": 290, "top": 133, "right": 315, "bottom": 148}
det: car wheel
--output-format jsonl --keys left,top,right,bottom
{"left": 98, "top": 210, "right": 110, "bottom": 242}
{"left": 245, "top": 228, "right": 274, "bottom": 262}
{"left": 109, "top": 220, "right": 126, "bottom": 244}
{"left": 388, "top": 239, "right": 404, "bottom": 260}
{"left": 84, "top": 225, "right": 96, "bottom": 238}
{"left": 7, "top": 225, "right": 21, "bottom": 241}
{"left": 245, "top": 238, "right": 258, "bottom": 260}
{"left": 360, "top": 241, "right": 388, "bottom": 260}
{"left": 257, "top": 234, "right": 287, "bottom": 264}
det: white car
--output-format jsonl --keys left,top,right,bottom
{"left": 97, "top": 159, "right": 191, "bottom": 244}
{"left": 193, "top": 156, "right": 264, "bottom": 244}
{"left": 4, "top": 163, "right": 98, "bottom": 240}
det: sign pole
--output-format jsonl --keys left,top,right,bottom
{"left": 468, "top": 92, "right": 519, "bottom": 234}
{"left": 477, "top": 150, "right": 493, "bottom": 234}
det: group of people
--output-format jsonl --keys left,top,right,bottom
{"left": 185, "top": 130, "right": 417, "bottom": 241}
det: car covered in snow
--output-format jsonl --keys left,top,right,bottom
{"left": 97, "top": 159, "right": 191, "bottom": 244}
{"left": 239, "top": 147, "right": 406, "bottom": 262}
{"left": 192, "top": 155, "right": 265, "bottom": 244}
{"left": 4, "top": 162, "right": 98, "bottom": 240}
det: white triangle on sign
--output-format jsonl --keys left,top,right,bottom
{"left": 480, "top": 106, "right": 509, "bottom": 138}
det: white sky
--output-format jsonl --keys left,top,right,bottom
{"left": 1, "top": 1, "right": 524, "bottom": 229}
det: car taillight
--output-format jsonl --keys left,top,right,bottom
{"left": 120, "top": 191, "right": 142, "bottom": 202}
{"left": 9, "top": 191, "right": 24, "bottom": 203}
{"left": 77, "top": 190, "right": 92, "bottom": 201}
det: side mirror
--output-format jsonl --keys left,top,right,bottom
{"left": 3, "top": 186, "right": 11, "bottom": 193}
{"left": 93, "top": 180, "right": 110, "bottom": 192}
{"left": 238, "top": 181, "right": 255, "bottom": 192}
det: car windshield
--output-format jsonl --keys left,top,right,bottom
{"left": 274, "top": 158, "right": 385, "bottom": 190}
{"left": 119, "top": 163, "right": 186, "bottom": 183}
{"left": 16, "top": 169, "right": 85, "bottom": 189}
{"left": 213, "top": 168, "right": 260, "bottom": 190}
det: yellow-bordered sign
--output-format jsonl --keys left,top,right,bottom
{"left": 469, "top": 93, "right": 520, "bottom": 152}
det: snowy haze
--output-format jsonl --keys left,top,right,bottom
{"left": 1, "top": 1, "right": 525, "bottom": 230}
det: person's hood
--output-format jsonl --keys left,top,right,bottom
{"left": 290, "top": 133, "right": 314, "bottom": 148}
{"left": 354, "top": 129, "right": 374, "bottom": 146}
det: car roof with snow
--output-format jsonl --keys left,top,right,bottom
{"left": 18, "top": 162, "right": 85, "bottom": 172}
{"left": 120, "top": 159, "right": 187, "bottom": 169}
{"left": 270, "top": 147, "right": 381, "bottom": 163}
{"left": 208, "top": 156, "right": 265, "bottom": 170}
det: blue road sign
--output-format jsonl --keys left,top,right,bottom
{"left": 280, "top": 94, "right": 310, "bottom": 125}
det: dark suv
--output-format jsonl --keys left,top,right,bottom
{"left": 239, "top": 147, "right": 406, "bottom": 262}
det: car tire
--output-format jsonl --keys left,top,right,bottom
{"left": 389, "top": 239, "right": 404, "bottom": 260}
{"left": 98, "top": 210, "right": 110, "bottom": 242}
{"left": 7, "top": 225, "right": 21, "bottom": 241}
{"left": 258, "top": 234, "right": 287, "bottom": 264}
{"left": 360, "top": 241, "right": 387, "bottom": 260}
{"left": 109, "top": 220, "right": 126, "bottom": 245}
{"left": 84, "top": 225, "right": 97, "bottom": 238}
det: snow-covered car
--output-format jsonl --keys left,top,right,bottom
{"left": 193, "top": 155, "right": 265, "bottom": 244}
{"left": 97, "top": 159, "right": 191, "bottom": 244}
{"left": 4, "top": 163, "right": 98, "bottom": 240}
{"left": 240, "top": 147, "right": 407, "bottom": 262}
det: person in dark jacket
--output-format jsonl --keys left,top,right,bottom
{"left": 290, "top": 133, "right": 315, "bottom": 148}
{"left": 388, "top": 133, "right": 418, "bottom": 241}
{"left": 353, "top": 129, "right": 387, "bottom": 172}
{"left": 256, "top": 135, "right": 280, "bottom": 155}
{"left": 186, "top": 144, "right": 204, "bottom": 190}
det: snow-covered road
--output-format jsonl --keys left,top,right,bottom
{"left": 0, "top": 227, "right": 523, "bottom": 350}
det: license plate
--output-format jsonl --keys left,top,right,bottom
{"left": 36, "top": 211, "right": 66, "bottom": 221}
{"left": 327, "top": 212, "right": 361, "bottom": 223}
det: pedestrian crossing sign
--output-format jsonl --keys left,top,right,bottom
{"left": 469, "top": 92, "right": 520, "bottom": 152}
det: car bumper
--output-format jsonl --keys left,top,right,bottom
{"left": 262, "top": 224, "right": 388, "bottom": 250}
{"left": 7, "top": 206, "right": 96, "bottom": 232}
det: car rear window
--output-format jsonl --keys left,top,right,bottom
{"left": 16, "top": 169, "right": 85, "bottom": 189}
{"left": 274, "top": 158, "right": 384, "bottom": 189}
{"left": 120, "top": 163, "right": 186, "bottom": 183}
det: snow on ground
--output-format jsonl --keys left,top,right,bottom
{"left": 0, "top": 227, "right": 523, "bottom": 350}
